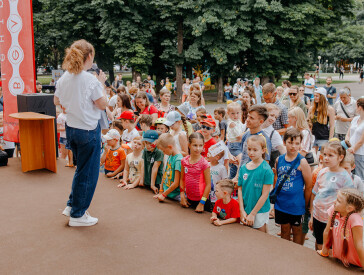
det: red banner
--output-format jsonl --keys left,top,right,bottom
{"left": 0, "top": 0, "right": 36, "bottom": 142}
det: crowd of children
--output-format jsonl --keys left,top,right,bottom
{"left": 53, "top": 77, "right": 364, "bottom": 269}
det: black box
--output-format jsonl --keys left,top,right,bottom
{"left": 17, "top": 93, "right": 58, "bottom": 156}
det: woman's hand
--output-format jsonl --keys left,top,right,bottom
{"left": 347, "top": 147, "right": 355, "bottom": 154}
{"left": 96, "top": 70, "right": 107, "bottom": 85}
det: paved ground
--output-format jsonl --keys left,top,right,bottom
{"left": 0, "top": 158, "right": 359, "bottom": 274}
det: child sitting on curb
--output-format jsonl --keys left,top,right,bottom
{"left": 100, "top": 129, "right": 126, "bottom": 178}
{"left": 211, "top": 179, "right": 240, "bottom": 226}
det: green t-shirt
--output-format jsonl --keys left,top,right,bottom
{"left": 238, "top": 160, "right": 274, "bottom": 215}
{"left": 162, "top": 154, "right": 183, "bottom": 199}
{"left": 142, "top": 148, "right": 164, "bottom": 187}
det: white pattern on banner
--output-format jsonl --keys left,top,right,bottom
{"left": 7, "top": 0, "right": 24, "bottom": 96}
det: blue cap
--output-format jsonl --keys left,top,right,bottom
{"left": 142, "top": 130, "right": 159, "bottom": 143}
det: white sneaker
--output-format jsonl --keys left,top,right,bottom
{"left": 62, "top": 206, "right": 72, "bottom": 217}
{"left": 69, "top": 212, "right": 98, "bottom": 227}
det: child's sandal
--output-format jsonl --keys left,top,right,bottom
{"left": 317, "top": 250, "right": 329, "bottom": 257}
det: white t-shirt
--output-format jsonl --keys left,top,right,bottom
{"left": 109, "top": 94, "right": 118, "bottom": 108}
{"left": 55, "top": 71, "right": 104, "bottom": 130}
{"left": 122, "top": 128, "right": 139, "bottom": 144}
{"left": 300, "top": 129, "right": 312, "bottom": 153}
{"left": 224, "top": 85, "right": 232, "bottom": 93}
{"left": 263, "top": 125, "right": 283, "bottom": 151}
{"left": 334, "top": 98, "right": 357, "bottom": 135}
{"left": 226, "top": 119, "right": 246, "bottom": 142}
{"left": 56, "top": 113, "right": 67, "bottom": 138}
{"left": 349, "top": 116, "right": 364, "bottom": 155}
{"left": 126, "top": 153, "right": 143, "bottom": 182}
{"left": 210, "top": 163, "right": 228, "bottom": 203}
{"left": 304, "top": 77, "right": 315, "bottom": 95}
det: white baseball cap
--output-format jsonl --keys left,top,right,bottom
{"left": 103, "top": 129, "right": 121, "bottom": 141}
{"left": 315, "top": 87, "right": 327, "bottom": 98}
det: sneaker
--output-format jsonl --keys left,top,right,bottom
{"left": 62, "top": 206, "right": 72, "bottom": 217}
{"left": 69, "top": 212, "right": 98, "bottom": 227}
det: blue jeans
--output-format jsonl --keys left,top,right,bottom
{"left": 66, "top": 123, "right": 101, "bottom": 218}
{"left": 228, "top": 142, "right": 242, "bottom": 179}
{"left": 225, "top": 92, "right": 233, "bottom": 101}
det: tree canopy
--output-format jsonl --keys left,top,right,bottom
{"left": 33, "top": 0, "right": 356, "bottom": 101}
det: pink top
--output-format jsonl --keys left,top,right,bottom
{"left": 328, "top": 205, "right": 363, "bottom": 267}
{"left": 181, "top": 155, "right": 209, "bottom": 201}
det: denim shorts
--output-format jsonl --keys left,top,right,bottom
{"left": 228, "top": 142, "right": 242, "bottom": 156}
{"left": 313, "top": 139, "right": 328, "bottom": 149}
{"left": 59, "top": 137, "right": 67, "bottom": 145}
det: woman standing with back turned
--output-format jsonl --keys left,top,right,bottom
{"left": 54, "top": 39, "right": 107, "bottom": 227}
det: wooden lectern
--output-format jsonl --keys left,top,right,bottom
{"left": 9, "top": 112, "right": 57, "bottom": 173}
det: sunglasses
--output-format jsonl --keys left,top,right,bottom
{"left": 289, "top": 93, "right": 298, "bottom": 96}
{"left": 201, "top": 125, "right": 213, "bottom": 131}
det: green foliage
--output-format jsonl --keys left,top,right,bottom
{"left": 319, "top": 0, "right": 364, "bottom": 64}
{"left": 33, "top": 0, "right": 355, "bottom": 87}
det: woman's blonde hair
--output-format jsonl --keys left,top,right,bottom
{"left": 311, "top": 94, "right": 328, "bottom": 124}
{"left": 288, "top": 107, "right": 309, "bottom": 130}
{"left": 159, "top": 88, "right": 171, "bottom": 98}
{"left": 62, "top": 39, "right": 95, "bottom": 74}
{"left": 189, "top": 83, "right": 201, "bottom": 92}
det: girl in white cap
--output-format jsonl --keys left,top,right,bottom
{"left": 164, "top": 111, "right": 188, "bottom": 157}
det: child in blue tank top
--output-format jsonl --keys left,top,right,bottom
{"left": 274, "top": 128, "right": 312, "bottom": 244}
{"left": 238, "top": 135, "right": 274, "bottom": 232}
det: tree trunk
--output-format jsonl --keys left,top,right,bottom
{"left": 156, "top": 74, "right": 163, "bottom": 94}
{"left": 217, "top": 76, "right": 224, "bottom": 103}
{"left": 108, "top": 66, "right": 115, "bottom": 87}
{"left": 289, "top": 72, "right": 299, "bottom": 82}
{"left": 186, "top": 64, "right": 192, "bottom": 79}
{"left": 176, "top": 19, "right": 184, "bottom": 103}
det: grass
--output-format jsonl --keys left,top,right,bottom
{"left": 38, "top": 71, "right": 356, "bottom": 86}
{"left": 276, "top": 78, "right": 354, "bottom": 86}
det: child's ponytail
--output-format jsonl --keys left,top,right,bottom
{"left": 324, "top": 210, "right": 337, "bottom": 249}
{"left": 341, "top": 211, "right": 354, "bottom": 267}
{"left": 180, "top": 115, "right": 189, "bottom": 137}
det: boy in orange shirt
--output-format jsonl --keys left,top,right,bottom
{"left": 101, "top": 129, "right": 126, "bottom": 178}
